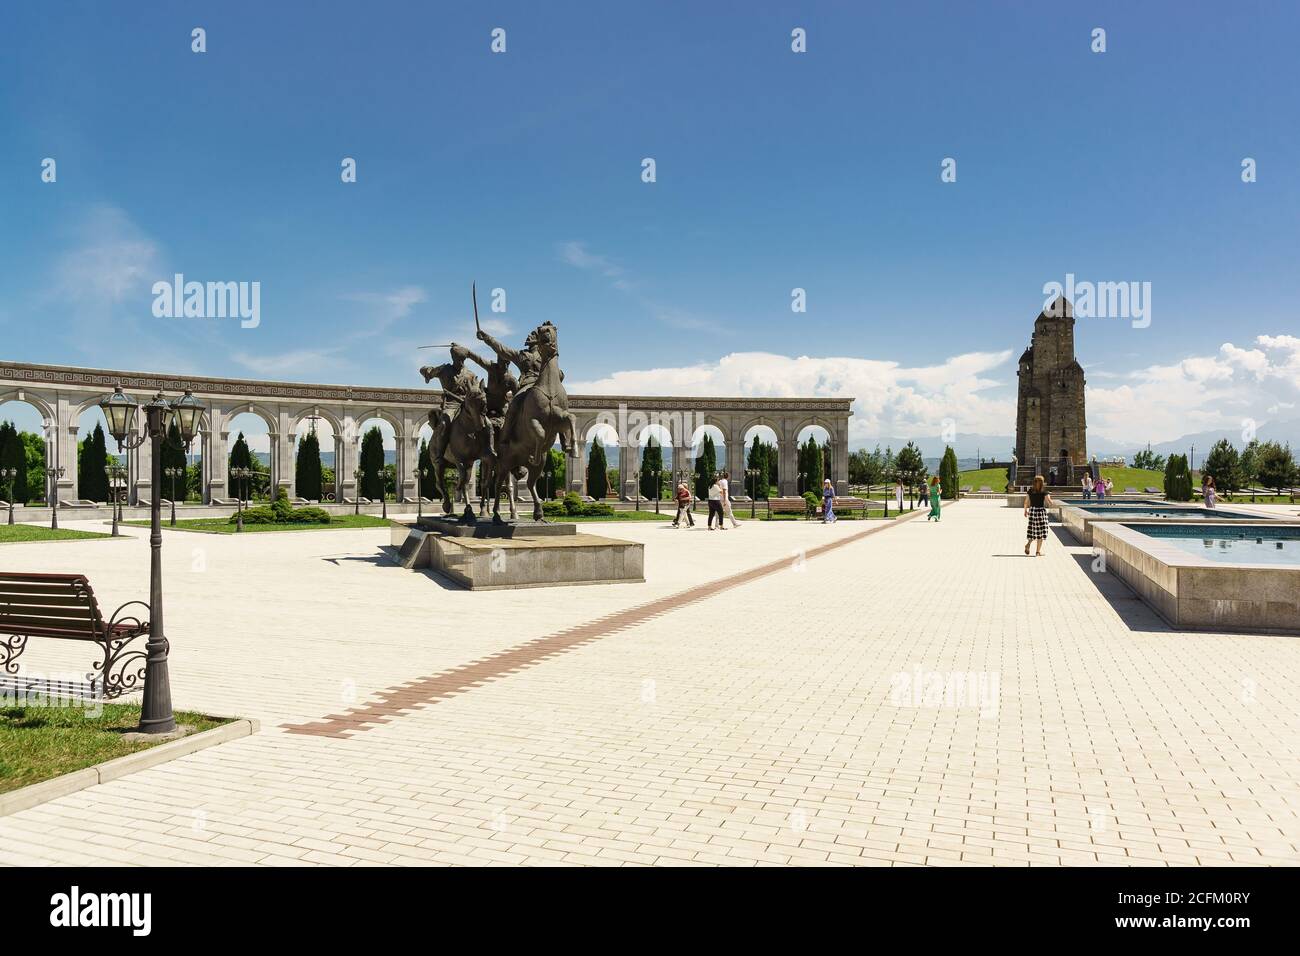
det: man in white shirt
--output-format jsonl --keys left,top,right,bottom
{"left": 719, "top": 471, "right": 740, "bottom": 528}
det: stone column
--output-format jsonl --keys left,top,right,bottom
{"left": 834, "top": 416, "right": 850, "bottom": 496}
{"left": 570, "top": 442, "right": 586, "bottom": 495}
{"left": 278, "top": 408, "right": 294, "bottom": 499}
{"left": 55, "top": 396, "right": 77, "bottom": 504}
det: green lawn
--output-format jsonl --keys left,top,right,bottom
{"left": 127, "top": 514, "right": 395, "bottom": 534}
{"left": 0, "top": 702, "right": 230, "bottom": 794}
{"left": 957, "top": 467, "right": 1013, "bottom": 491}
{"left": 1098, "top": 467, "right": 1165, "bottom": 493}
{"left": 0, "top": 525, "right": 113, "bottom": 544}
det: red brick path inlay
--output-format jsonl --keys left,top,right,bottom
{"left": 283, "top": 512, "right": 925, "bottom": 738}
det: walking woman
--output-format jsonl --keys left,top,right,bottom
{"left": 1023, "top": 475, "right": 1053, "bottom": 556}
{"left": 1204, "top": 475, "right": 1217, "bottom": 509}
{"left": 671, "top": 481, "right": 695, "bottom": 528}
{"left": 926, "top": 475, "right": 941, "bottom": 521}
{"left": 822, "top": 478, "right": 837, "bottom": 523}
{"left": 707, "top": 475, "right": 726, "bottom": 530}
{"left": 894, "top": 478, "right": 905, "bottom": 513}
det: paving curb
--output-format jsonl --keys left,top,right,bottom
{"left": 0, "top": 717, "right": 258, "bottom": 817}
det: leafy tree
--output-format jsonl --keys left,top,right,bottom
{"left": 543, "top": 446, "right": 565, "bottom": 499}
{"left": 939, "top": 445, "right": 960, "bottom": 500}
{"left": 0, "top": 422, "right": 28, "bottom": 503}
{"left": 185, "top": 462, "right": 203, "bottom": 501}
{"left": 694, "top": 433, "right": 718, "bottom": 500}
{"left": 893, "top": 442, "right": 925, "bottom": 506}
{"left": 1238, "top": 439, "right": 1260, "bottom": 496}
{"left": 359, "top": 426, "right": 386, "bottom": 499}
{"left": 21, "top": 432, "right": 45, "bottom": 503}
{"left": 587, "top": 442, "right": 609, "bottom": 499}
{"left": 1164, "top": 453, "right": 1193, "bottom": 501}
{"left": 1255, "top": 441, "right": 1297, "bottom": 495}
{"left": 295, "top": 425, "right": 324, "bottom": 501}
{"left": 1132, "top": 445, "right": 1166, "bottom": 472}
{"left": 1201, "top": 439, "right": 1241, "bottom": 498}
{"left": 639, "top": 438, "right": 664, "bottom": 500}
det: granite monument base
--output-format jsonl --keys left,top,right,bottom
{"left": 391, "top": 520, "right": 643, "bottom": 589}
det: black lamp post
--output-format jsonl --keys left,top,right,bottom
{"left": 2, "top": 468, "right": 15, "bottom": 525}
{"left": 380, "top": 468, "right": 388, "bottom": 519}
{"left": 97, "top": 385, "right": 205, "bottom": 735}
{"left": 632, "top": 469, "right": 641, "bottom": 512}
{"left": 414, "top": 467, "right": 424, "bottom": 519}
{"left": 650, "top": 466, "right": 661, "bottom": 514}
{"left": 105, "top": 462, "right": 127, "bottom": 535}
{"left": 745, "top": 467, "right": 759, "bottom": 518}
{"left": 164, "top": 466, "right": 183, "bottom": 526}
{"left": 353, "top": 468, "right": 364, "bottom": 515}
{"left": 44, "top": 465, "right": 65, "bottom": 529}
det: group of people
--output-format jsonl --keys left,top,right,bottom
{"left": 1079, "top": 473, "right": 1113, "bottom": 500}
{"left": 885, "top": 477, "right": 943, "bottom": 520}
{"left": 672, "top": 471, "right": 742, "bottom": 529}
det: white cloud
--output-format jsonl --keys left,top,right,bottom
{"left": 557, "top": 241, "right": 624, "bottom": 279}
{"left": 1087, "top": 334, "right": 1300, "bottom": 443}
{"left": 569, "top": 349, "right": 1016, "bottom": 444}
{"left": 49, "top": 205, "right": 159, "bottom": 313}
{"left": 342, "top": 286, "right": 428, "bottom": 331}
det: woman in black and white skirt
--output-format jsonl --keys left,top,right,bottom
{"left": 1023, "top": 474, "right": 1053, "bottom": 556}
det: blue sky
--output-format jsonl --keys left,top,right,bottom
{"left": 2, "top": 0, "right": 1298, "bottom": 450}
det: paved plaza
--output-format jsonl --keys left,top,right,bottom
{"left": 2, "top": 500, "right": 1298, "bottom": 866}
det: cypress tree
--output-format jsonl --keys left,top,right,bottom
{"left": 296, "top": 425, "right": 324, "bottom": 500}
{"left": 587, "top": 442, "right": 609, "bottom": 498}
{"left": 79, "top": 424, "right": 112, "bottom": 502}
{"left": 639, "top": 438, "right": 664, "bottom": 499}
{"left": 360, "top": 426, "right": 386, "bottom": 500}
{"left": 692, "top": 434, "right": 717, "bottom": 500}
{"left": 939, "top": 445, "right": 960, "bottom": 499}
{"left": 746, "top": 436, "right": 769, "bottom": 499}
{"left": 417, "top": 438, "right": 436, "bottom": 498}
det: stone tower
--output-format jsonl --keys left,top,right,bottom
{"left": 1015, "top": 296, "right": 1087, "bottom": 483}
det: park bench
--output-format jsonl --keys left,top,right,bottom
{"left": 960, "top": 485, "right": 972, "bottom": 494}
{"left": 1124, "top": 486, "right": 1140, "bottom": 494}
{"left": 1144, "top": 486, "right": 1161, "bottom": 494}
{"left": 819, "top": 496, "right": 867, "bottom": 517}
{"left": 978, "top": 485, "right": 992, "bottom": 493}
{"left": 768, "top": 496, "right": 812, "bottom": 517}
{"left": 0, "top": 572, "right": 151, "bottom": 701}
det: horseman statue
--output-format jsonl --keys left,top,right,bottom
{"left": 419, "top": 343, "right": 493, "bottom": 519}
{"left": 420, "top": 285, "right": 576, "bottom": 525}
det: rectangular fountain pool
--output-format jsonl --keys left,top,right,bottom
{"left": 1091, "top": 522, "right": 1300, "bottom": 632}
{"left": 1079, "top": 506, "right": 1262, "bottom": 520}
{"left": 1136, "top": 525, "right": 1300, "bottom": 566}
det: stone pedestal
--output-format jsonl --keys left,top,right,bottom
{"left": 391, "top": 520, "right": 643, "bottom": 589}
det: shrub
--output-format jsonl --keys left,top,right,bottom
{"left": 802, "top": 491, "right": 820, "bottom": 513}
{"left": 1164, "top": 454, "right": 1193, "bottom": 502}
{"left": 229, "top": 487, "right": 331, "bottom": 524}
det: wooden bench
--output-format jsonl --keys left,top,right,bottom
{"left": 0, "top": 572, "right": 151, "bottom": 701}
{"left": 1144, "top": 486, "right": 1161, "bottom": 494}
{"left": 768, "top": 496, "right": 813, "bottom": 516}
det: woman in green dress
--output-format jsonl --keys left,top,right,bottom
{"left": 926, "top": 475, "right": 942, "bottom": 521}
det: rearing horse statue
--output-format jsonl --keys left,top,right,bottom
{"left": 488, "top": 321, "right": 576, "bottom": 523}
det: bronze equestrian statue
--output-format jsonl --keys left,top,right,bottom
{"left": 420, "top": 289, "right": 576, "bottom": 525}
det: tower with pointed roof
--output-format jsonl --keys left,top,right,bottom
{"left": 1015, "top": 296, "right": 1087, "bottom": 483}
